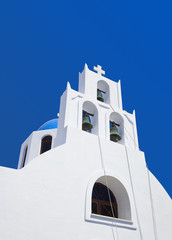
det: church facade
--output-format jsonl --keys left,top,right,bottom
{"left": 0, "top": 64, "right": 171, "bottom": 240}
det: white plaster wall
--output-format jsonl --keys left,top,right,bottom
{"left": 0, "top": 126, "right": 171, "bottom": 240}
{"left": 149, "top": 171, "right": 172, "bottom": 239}
{"left": 18, "top": 129, "right": 57, "bottom": 168}
{"left": 123, "top": 111, "right": 139, "bottom": 150}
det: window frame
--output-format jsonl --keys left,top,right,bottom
{"left": 92, "top": 182, "right": 118, "bottom": 218}
{"left": 85, "top": 172, "right": 135, "bottom": 229}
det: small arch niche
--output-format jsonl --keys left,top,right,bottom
{"left": 82, "top": 101, "right": 98, "bottom": 135}
{"left": 40, "top": 135, "right": 52, "bottom": 154}
{"left": 97, "top": 80, "right": 110, "bottom": 104}
{"left": 22, "top": 146, "right": 28, "bottom": 168}
{"left": 92, "top": 176, "right": 131, "bottom": 221}
{"left": 109, "top": 112, "right": 124, "bottom": 144}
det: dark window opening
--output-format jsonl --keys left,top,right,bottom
{"left": 40, "top": 136, "right": 52, "bottom": 154}
{"left": 92, "top": 182, "right": 118, "bottom": 218}
{"left": 92, "top": 202, "right": 98, "bottom": 214}
{"left": 22, "top": 146, "right": 28, "bottom": 168}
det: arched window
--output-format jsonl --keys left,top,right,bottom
{"left": 92, "top": 182, "right": 118, "bottom": 218}
{"left": 22, "top": 146, "right": 28, "bottom": 168}
{"left": 40, "top": 135, "right": 52, "bottom": 154}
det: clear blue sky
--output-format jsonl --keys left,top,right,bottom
{"left": 0, "top": 0, "right": 171, "bottom": 197}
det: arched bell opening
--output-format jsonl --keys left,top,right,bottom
{"left": 97, "top": 80, "right": 110, "bottom": 104}
{"left": 92, "top": 176, "right": 131, "bottom": 220}
{"left": 82, "top": 101, "right": 98, "bottom": 135}
{"left": 40, "top": 135, "right": 52, "bottom": 154}
{"left": 109, "top": 112, "right": 124, "bottom": 143}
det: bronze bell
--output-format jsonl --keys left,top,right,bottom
{"left": 110, "top": 123, "right": 121, "bottom": 142}
{"left": 82, "top": 113, "right": 93, "bottom": 132}
{"left": 97, "top": 89, "right": 104, "bottom": 102}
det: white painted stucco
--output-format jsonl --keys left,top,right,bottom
{"left": 18, "top": 129, "right": 57, "bottom": 168}
{"left": 0, "top": 64, "right": 171, "bottom": 240}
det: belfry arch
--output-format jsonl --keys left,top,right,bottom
{"left": 97, "top": 80, "right": 110, "bottom": 104}
{"left": 109, "top": 112, "right": 124, "bottom": 144}
{"left": 82, "top": 101, "right": 98, "bottom": 135}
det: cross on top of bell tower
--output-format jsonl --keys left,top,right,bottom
{"left": 93, "top": 65, "right": 105, "bottom": 76}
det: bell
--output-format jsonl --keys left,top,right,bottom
{"left": 110, "top": 124, "right": 121, "bottom": 142}
{"left": 97, "top": 89, "right": 104, "bottom": 102}
{"left": 82, "top": 113, "right": 93, "bottom": 132}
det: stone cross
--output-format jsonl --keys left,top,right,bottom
{"left": 93, "top": 65, "right": 105, "bottom": 76}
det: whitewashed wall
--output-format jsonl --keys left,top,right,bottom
{"left": 0, "top": 64, "right": 171, "bottom": 240}
{"left": 0, "top": 129, "right": 171, "bottom": 240}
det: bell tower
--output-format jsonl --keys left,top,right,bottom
{"left": 52, "top": 64, "right": 171, "bottom": 239}
{"left": 54, "top": 64, "right": 139, "bottom": 150}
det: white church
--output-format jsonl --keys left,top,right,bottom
{"left": 0, "top": 64, "right": 171, "bottom": 240}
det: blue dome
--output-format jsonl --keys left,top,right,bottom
{"left": 38, "top": 118, "right": 58, "bottom": 131}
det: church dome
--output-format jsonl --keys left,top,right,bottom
{"left": 38, "top": 118, "right": 58, "bottom": 131}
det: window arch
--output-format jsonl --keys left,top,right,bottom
{"left": 92, "top": 182, "right": 118, "bottom": 218}
{"left": 87, "top": 175, "right": 131, "bottom": 221}
{"left": 40, "top": 135, "right": 52, "bottom": 154}
{"left": 22, "top": 146, "right": 28, "bottom": 168}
